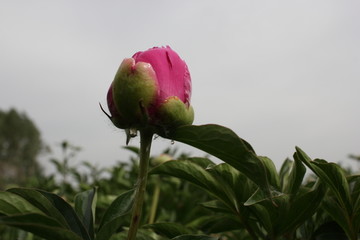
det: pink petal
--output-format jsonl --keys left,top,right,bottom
{"left": 132, "top": 46, "right": 191, "bottom": 107}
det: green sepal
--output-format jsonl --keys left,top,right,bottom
{"left": 157, "top": 97, "right": 194, "bottom": 127}
{"left": 112, "top": 58, "right": 157, "bottom": 127}
{"left": 110, "top": 115, "right": 128, "bottom": 129}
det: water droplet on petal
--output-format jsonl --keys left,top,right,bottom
{"left": 171, "top": 140, "right": 175, "bottom": 145}
{"left": 153, "top": 134, "right": 159, "bottom": 140}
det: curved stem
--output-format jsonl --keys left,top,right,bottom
{"left": 127, "top": 128, "right": 153, "bottom": 240}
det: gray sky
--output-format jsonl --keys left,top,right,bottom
{"left": 1, "top": 0, "right": 359, "bottom": 172}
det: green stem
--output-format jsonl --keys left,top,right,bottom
{"left": 148, "top": 177, "right": 161, "bottom": 224}
{"left": 127, "top": 128, "right": 153, "bottom": 240}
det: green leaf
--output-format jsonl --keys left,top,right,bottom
{"left": 279, "top": 158, "right": 292, "bottom": 189}
{"left": 96, "top": 189, "right": 135, "bottom": 240}
{"left": 158, "top": 124, "right": 271, "bottom": 191}
{"left": 258, "top": 156, "right": 280, "bottom": 189}
{"left": 248, "top": 203, "right": 273, "bottom": 233}
{"left": 312, "top": 159, "right": 351, "bottom": 209}
{"left": 123, "top": 146, "right": 140, "bottom": 155}
{"left": 295, "top": 147, "right": 352, "bottom": 211}
{"left": 143, "top": 222, "right": 192, "bottom": 238}
{"left": 200, "top": 200, "right": 232, "bottom": 213}
{"left": 206, "top": 163, "right": 239, "bottom": 191}
{"left": 284, "top": 154, "right": 306, "bottom": 195}
{"left": 0, "top": 213, "right": 83, "bottom": 240}
{"left": 207, "top": 163, "right": 262, "bottom": 225}
{"left": 244, "top": 188, "right": 284, "bottom": 206}
{"left": 322, "top": 198, "right": 355, "bottom": 240}
{"left": 277, "top": 180, "right": 324, "bottom": 234}
{"left": 206, "top": 163, "right": 244, "bottom": 207}
{"left": 7, "top": 188, "right": 69, "bottom": 228}
{"left": 171, "top": 235, "right": 219, "bottom": 240}
{"left": 295, "top": 147, "right": 358, "bottom": 239}
{"left": 193, "top": 214, "right": 243, "bottom": 234}
{"left": 36, "top": 190, "right": 91, "bottom": 240}
{"left": 245, "top": 191, "right": 289, "bottom": 235}
{"left": 150, "top": 160, "right": 233, "bottom": 211}
{"left": 349, "top": 175, "right": 360, "bottom": 232}
{"left": 186, "top": 157, "right": 216, "bottom": 169}
{"left": 74, "top": 188, "right": 97, "bottom": 240}
{"left": 0, "top": 191, "right": 43, "bottom": 216}
{"left": 244, "top": 188, "right": 268, "bottom": 206}
{"left": 151, "top": 160, "right": 216, "bottom": 194}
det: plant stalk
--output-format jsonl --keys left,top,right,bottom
{"left": 127, "top": 128, "right": 153, "bottom": 240}
{"left": 148, "top": 177, "right": 161, "bottom": 224}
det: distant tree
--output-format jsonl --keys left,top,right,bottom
{"left": 0, "top": 108, "right": 44, "bottom": 188}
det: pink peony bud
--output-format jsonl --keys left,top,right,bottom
{"left": 106, "top": 46, "right": 194, "bottom": 131}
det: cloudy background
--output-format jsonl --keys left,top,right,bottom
{"left": 1, "top": 0, "right": 359, "bottom": 172}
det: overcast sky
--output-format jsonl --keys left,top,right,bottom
{"left": 1, "top": 0, "right": 359, "bottom": 172}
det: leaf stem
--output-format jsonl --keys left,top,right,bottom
{"left": 127, "top": 128, "right": 153, "bottom": 240}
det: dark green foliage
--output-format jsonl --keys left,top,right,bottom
{"left": 0, "top": 123, "right": 359, "bottom": 239}
{"left": 96, "top": 189, "right": 135, "bottom": 240}
{"left": 156, "top": 124, "right": 360, "bottom": 239}
{"left": 296, "top": 147, "right": 360, "bottom": 240}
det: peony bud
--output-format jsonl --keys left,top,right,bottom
{"left": 106, "top": 46, "right": 194, "bottom": 132}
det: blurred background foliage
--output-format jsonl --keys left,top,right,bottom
{"left": 0, "top": 108, "right": 359, "bottom": 240}
{"left": 0, "top": 108, "right": 214, "bottom": 239}
{"left": 0, "top": 108, "right": 47, "bottom": 189}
